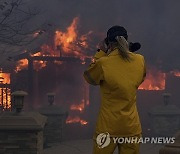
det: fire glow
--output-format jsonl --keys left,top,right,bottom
{"left": 66, "top": 99, "right": 89, "bottom": 125}
{"left": 66, "top": 116, "right": 88, "bottom": 125}
{"left": 54, "top": 17, "right": 91, "bottom": 56}
{"left": 0, "top": 72, "right": 10, "bottom": 84}
{"left": 15, "top": 59, "right": 28, "bottom": 72}
{"left": 70, "top": 99, "right": 86, "bottom": 112}
{"left": 0, "top": 71, "right": 11, "bottom": 109}
{"left": 15, "top": 17, "right": 92, "bottom": 72}
{"left": 138, "top": 68, "right": 166, "bottom": 90}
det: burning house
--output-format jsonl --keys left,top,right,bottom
{"left": 6, "top": 17, "right": 93, "bottom": 140}
{"left": 1, "top": 16, "right": 180, "bottom": 140}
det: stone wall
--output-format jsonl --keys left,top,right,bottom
{"left": 0, "top": 130, "right": 43, "bottom": 154}
{"left": 0, "top": 111, "right": 47, "bottom": 154}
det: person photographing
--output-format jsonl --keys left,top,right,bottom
{"left": 84, "top": 25, "right": 146, "bottom": 154}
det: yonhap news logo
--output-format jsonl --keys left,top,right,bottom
{"left": 96, "top": 132, "right": 111, "bottom": 148}
{"left": 96, "top": 132, "right": 176, "bottom": 149}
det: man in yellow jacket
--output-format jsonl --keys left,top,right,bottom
{"left": 84, "top": 26, "right": 146, "bottom": 154}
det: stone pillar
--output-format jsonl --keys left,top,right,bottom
{"left": 149, "top": 93, "right": 180, "bottom": 137}
{"left": 0, "top": 111, "right": 47, "bottom": 154}
{"left": 38, "top": 93, "right": 68, "bottom": 146}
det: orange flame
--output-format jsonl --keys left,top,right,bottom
{"left": 54, "top": 17, "right": 91, "bottom": 57}
{"left": 79, "top": 31, "right": 92, "bottom": 48}
{"left": 139, "top": 68, "right": 166, "bottom": 90}
{"left": 0, "top": 71, "right": 11, "bottom": 109}
{"left": 0, "top": 88, "right": 11, "bottom": 109}
{"left": 33, "top": 60, "right": 47, "bottom": 71}
{"left": 15, "top": 59, "right": 28, "bottom": 72}
{"left": 32, "top": 52, "right": 41, "bottom": 57}
{"left": 16, "top": 17, "right": 92, "bottom": 72}
{"left": 68, "top": 98, "right": 89, "bottom": 125}
{"left": 39, "top": 44, "right": 59, "bottom": 57}
{"left": 0, "top": 72, "right": 10, "bottom": 84}
{"left": 70, "top": 99, "right": 86, "bottom": 112}
{"left": 55, "top": 17, "right": 78, "bottom": 53}
{"left": 66, "top": 116, "right": 88, "bottom": 125}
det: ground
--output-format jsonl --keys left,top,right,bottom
{"left": 43, "top": 139, "right": 164, "bottom": 154}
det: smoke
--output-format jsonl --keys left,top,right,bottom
{"left": 4, "top": 0, "right": 180, "bottom": 71}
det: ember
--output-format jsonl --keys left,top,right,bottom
{"left": 66, "top": 116, "right": 88, "bottom": 125}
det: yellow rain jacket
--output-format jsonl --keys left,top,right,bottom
{"left": 84, "top": 49, "right": 146, "bottom": 137}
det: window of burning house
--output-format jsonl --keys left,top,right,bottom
{"left": 0, "top": 70, "right": 11, "bottom": 110}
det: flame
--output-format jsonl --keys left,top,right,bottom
{"left": 139, "top": 68, "right": 166, "bottom": 90}
{"left": 70, "top": 99, "right": 86, "bottom": 112}
{"left": 54, "top": 17, "right": 91, "bottom": 57}
{"left": 55, "top": 17, "right": 78, "bottom": 53}
{"left": 39, "top": 44, "right": 59, "bottom": 57}
{"left": 15, "top": 59, "right": 28, "bottom": 72}
{"left": 33, "top": 60, "right": 47, "bottom": 71}
{"left": 0, "top": 88, "right": 11, "bottom": 109}
{"left": 32, "top": 52, "right": 41, "bottom": 57}
{"left": 68, "top": 99, "right": 89, "bottom": 125}
{"left": 0, "top": 71, "right": 11, "bottom": 109}
{"left": 15, "top": 17, "right": 92, "bottom": 72}
{"left": 0, "top": 72, "right": 10, "bottom": 84}
{"left": 66, "top": 116, "right": 88, "bottom": 125}
{"left": 79, "top": 31, "right": 93, "bottom": 49}
{"left": 15, "top": 57, "right": 47, "bottom": 72}
{"left": 170, "top": 70, "right": 180, "bottom": 77}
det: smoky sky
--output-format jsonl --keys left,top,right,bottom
{"left": 6, "top": 0, "right": 180, "bottom": 71}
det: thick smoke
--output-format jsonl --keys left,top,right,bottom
{"left": 4, "top": 0, "right": 180, "bottom": 71}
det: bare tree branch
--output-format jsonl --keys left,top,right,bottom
{"left": 0, "top": 0, "right": 40, "bottom": 47}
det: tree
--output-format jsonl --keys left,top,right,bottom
{"left": 0, "top": 0, "right": 39, "bottom": 46}
{"left": 0, "top": 0, "right": 42, "bottom": 68}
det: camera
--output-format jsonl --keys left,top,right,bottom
{"left": 104, "top": 38, "right": 141, "bottom": 52}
